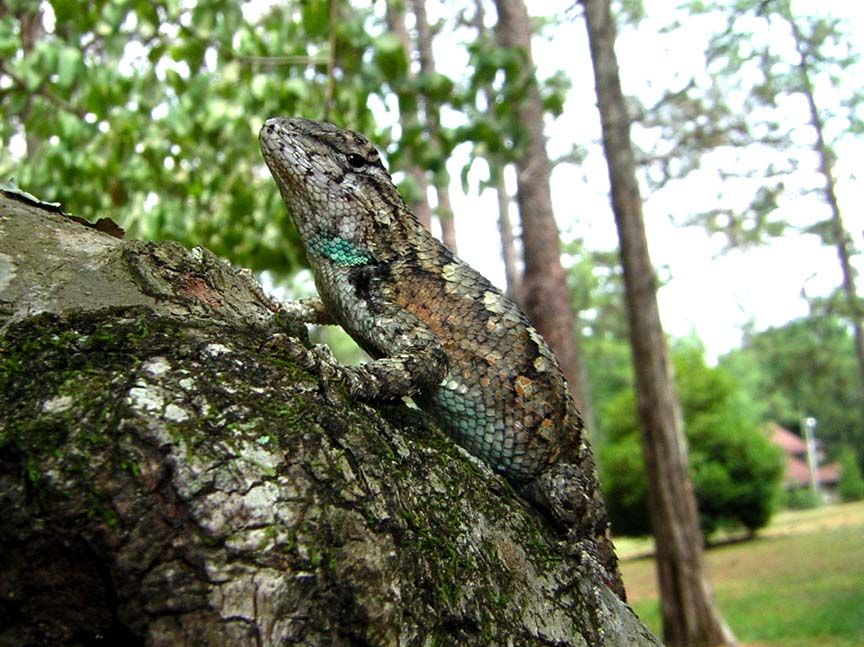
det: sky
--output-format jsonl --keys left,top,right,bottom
{"left": 425, "top": 0, "right": 864, "bottom": 362}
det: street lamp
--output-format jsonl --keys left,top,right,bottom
{"left": 802, "top": 416, "right": 820, "bottom": 498}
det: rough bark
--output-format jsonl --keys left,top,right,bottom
{"left": 492, "top": 0, "right": 587, "bottom": 414}
{"left": 580, "top": 2, "right": 736, "bottom": 646}
{"left": 0, "top": 194, "right": 660, "bottom": 646}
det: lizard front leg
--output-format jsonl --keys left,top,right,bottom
{"left": 278, "top": 296, "right": 334, "bottom": 325}
{"left": 273, "top": 298, "right": 448, "bottom": 402}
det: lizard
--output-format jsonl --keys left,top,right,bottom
{"left": 259, "top": 116, "right": 624, "bottom": 600}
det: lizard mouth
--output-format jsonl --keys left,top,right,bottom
{"left": 259, "top": 119, "right": 312, "bottom": 192}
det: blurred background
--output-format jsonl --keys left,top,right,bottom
{"left": 1, "top": 1, "right": 862, "bottom": 645}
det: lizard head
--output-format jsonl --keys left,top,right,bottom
{"left": 260, "top": 117, "right": 409, "bottom": 254}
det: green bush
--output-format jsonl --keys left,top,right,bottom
{"left": 782, "top": 487, "right": 821, "bottom": 510}
{"left": 598, "top": 342, "right": 784, "bottom": 537}
{"left": 837, "top": 447, "right": 864, "bottom": 502}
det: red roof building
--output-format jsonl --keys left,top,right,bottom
{"left": 766, "top": 422, "right": 839, "bottom": 492}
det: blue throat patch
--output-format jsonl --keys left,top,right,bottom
{"left": 309, "top": 232, "right": 374, "bottom": 266}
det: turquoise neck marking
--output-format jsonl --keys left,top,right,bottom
{"left": 309, "top": 232, "right": 374, "bottom": 266}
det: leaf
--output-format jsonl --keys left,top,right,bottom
{"left": 417, "top": 72, "right": 454, "bottom": 102}
{"left": 283, "top": 78, "right": 309, "bottom": 101}
{"left": 373, "top": 32, "right": 408, "bottom": 82}
{"left": 0, "top": 18, "right": 19, "bottom": 58}
{"left": 301, "top": 0, "right": 329, "bottom": 37}
{"left": 56, "top": 46, "right": 82, "bottom": 89}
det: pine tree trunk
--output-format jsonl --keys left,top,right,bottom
{"left": 494, "top": 175, "right": 524, "bottom": 306}
{"left": 384, "top": 0, "right": 433, "bottom": 232}
{"left": 784, "top": 6, "right": 864, "bottom": 398}
{"left": 409, "top": 0, "right": 458, "bottom": 253}
{"left": 470, "top": 0, "right": 523, "bottom": 303}
{"left": 580, "top": 2, "right": 737, "bottom": 646}
{"left": 492, "top": 0, "right": 587, "bottom": 413}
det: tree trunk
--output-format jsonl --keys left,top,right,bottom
{"left": 469, "top": 0, "right": 523, "bottom": 304}
{"left": 492, "top": 0, "right": 587, "bottom": 413}
{"left": 385, "top": 0, "right": 433, "bottom": 232}
{"left": 409, "top": 0, "right": 458, "bottom": 253}
{"left": 784, "top": 6, "right": 864, "bottom": 397}
{"left": 580, "top": 2, "right": 737, "bottom": 646}
{"left": 0, "top": 193, "right": 661, "bottom": 646}
{"left": 494, "top": 174, "right": 524, "bottom": 306}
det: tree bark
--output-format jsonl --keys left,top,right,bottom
{"left": 580, "top": 2, "right": 737, "bottom": 646}
{"left": 0, "top": 194, "right": 660, "bottom": 646}
{"left": 494, "top": 175, "right": 524, "bottom": 306}
{"left": 492, "top": 0, "right": 587, "bottom": 413}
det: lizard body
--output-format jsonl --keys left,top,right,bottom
{"left": 260, "top": 117, "right": 623, "bottom": 597}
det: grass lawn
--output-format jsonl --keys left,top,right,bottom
{"left": 618, "top": 500, "right": 864, "bottom": 647}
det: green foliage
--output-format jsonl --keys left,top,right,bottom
{"left": 1, "top": 1, "right": 577, "bottom": 284}
{"left": 598, "top": 342, "right": 784, "bottom": 537}
{"left": 837, "top": 447, "right": 864, "bottom": 503}
{"left": 0, "top": 1, "right": 395, "bottom": 277}
{"left": 780, "top": 487, "right": 821, "bottom": 511}
{"left": 720, "top": 315, "right": 864, "bottom": 461}
{"left": 641, "top": 0, "right": 862, "bottom": 257}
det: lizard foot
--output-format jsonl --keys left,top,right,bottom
{"left": 261, "top": 333, "right": 368, "bottom": 398}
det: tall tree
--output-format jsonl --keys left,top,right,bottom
{"left": 409, "top": 0, "right": 458, "bottom": 252}
{"left": 777, "top": 1, "right": 864, "bottom": 396}
{"left": 643, "top": 0, "right": 864, "bottom": 398}
{"left": 492, "top": 0, "right": 586, "bottom": 410}
{"left": 466, "top": 0, "right": 523, "bottom": 304}
{"left": 384, "top": 0, "right": 433, "bottom": 232}
{"left": 580, "top": 1, "right": 736, "bottom": 646}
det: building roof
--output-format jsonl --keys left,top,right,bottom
{"left": 766, "top": 422, "right": 840, "bottom": 488}
{"left": 766, "top": 421, "right": 807, "bottom": 454}
{"left": 785, "top": 455, "right": 813, "bottom": 487}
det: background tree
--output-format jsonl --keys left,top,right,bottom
{"left": 837, "top": 447, "right": 864, "bottom": 503}
{"left": 580, "top": 0, "right": 735, "bottom": 645}
{"left": 462, "top": 0, "right": 524, "bottom": 305}
{"left": 705, "top": 0, "right": 864, "bottom": 397}
{"left": 636, "top": 0, "right": 864, "bottom": 400}
{"left": 491, "top": 0, "right": 588, "bottom": 411}
{"left": 384, "top": 0, "right": 434, "bottom": 231}
{"left": 720, "top": 314, "right": 864, "bottom": 462}
{"left": 0, "top": 0, "right": 386, "bottom": 276}
{"left": 409, "top": 0, "right": 458, "bottom": 252}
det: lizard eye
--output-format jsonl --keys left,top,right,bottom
{"left": 347, "top": 153, "right": 367, "bottom": 169}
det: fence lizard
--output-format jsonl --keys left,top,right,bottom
{"left": 260, "top": 117, "right": 624, "bottom": 598}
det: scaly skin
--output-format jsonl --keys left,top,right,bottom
{"left": 260, "top": 117, "right": 623, "bottom": 598}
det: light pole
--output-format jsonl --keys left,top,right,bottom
{"left": 802, "top": 416, "right": 821, "bottom": 499}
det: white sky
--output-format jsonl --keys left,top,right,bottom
{"left": 427, "top": 0, "right": 864, "bottom": 362}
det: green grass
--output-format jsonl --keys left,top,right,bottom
{"left": 619, "top": 501, "right": 864, "bottom": 647}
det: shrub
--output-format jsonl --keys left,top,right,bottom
{"left": 598, "top": 343, "right": 784, "bottom": 537}
{"left": 837, "top": 447, "right": 864, "bottom": 502}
